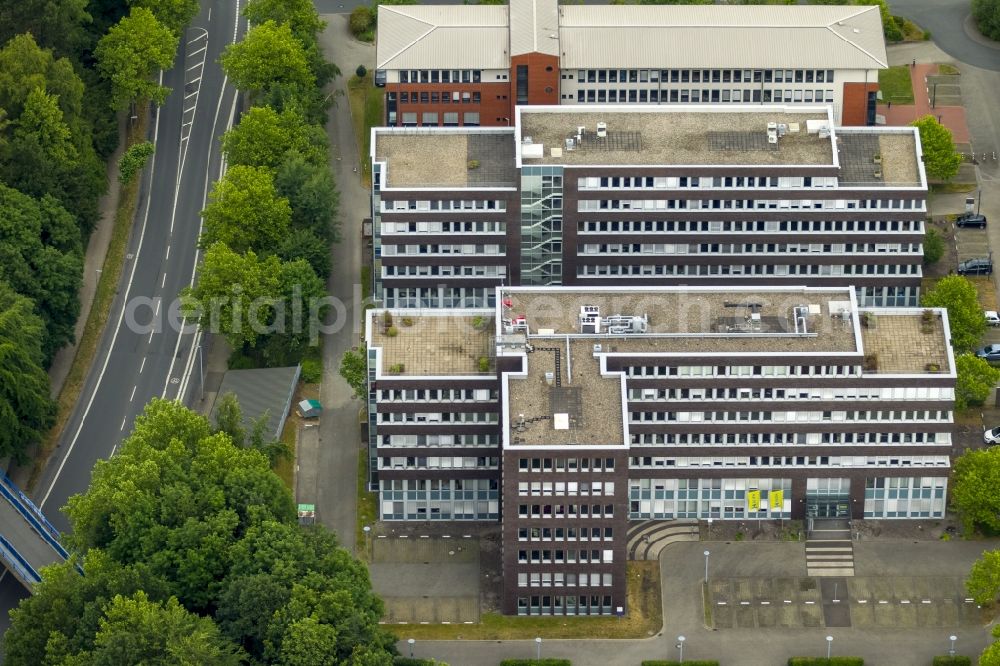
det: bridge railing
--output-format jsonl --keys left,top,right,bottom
{"left": 0, "top": 474, "right": 69, "bottom": 560}
{"left": 0, "top": 535, "right": 41, "bottom": 585}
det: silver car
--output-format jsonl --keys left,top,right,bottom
{"left": 985, "top": 426, "right": 1000, "bottom": 445}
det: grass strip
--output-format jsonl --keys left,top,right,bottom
{"left": 356, "top": 437, "right": 377, "bottom": 559}
{"left": 393, "top": 561, "right": 662, "bottom": 640}
{"left": 878, "top": 66, "right": 915, "bottom": 105}
{"left": 347, "top": 73, "right": 383, "bottom": 189}
{"left": 29, "top": 108, "right": 150, "bottom": 491}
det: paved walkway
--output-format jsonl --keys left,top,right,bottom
{"left": 877, "top": 62, "right": 970, "bottom": 143}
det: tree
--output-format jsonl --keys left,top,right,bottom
{"left": 0, "top": 183, "right": 83, "bottom": 360}
{"left": 0, "top": 0, "right": 92, "bottom": 58}
{"left": 967, "top": 549, "right": 1000, "bottom": 604}
{"left": 128, "top": 0, "right": 200, "bottom": 36}
{"left": 200, "top": 165, "right": 292, "bottom": 253}
{"left": 278, "top": 228, "right": 331, "bottom": 279}
{"left": 0, "top": 34, "right": 85, "bottom": 121}
{"left": 220, "top": 20, "right": 315, "bottom": 94}
{"left": 923, "top": 227, "right": 944, "bottom": 264}
{"left": 243, "top": 0, "right": 325, "bottom": 48}
{"left": 983, "top": 626, "right": 1000, "bottom": 666}
{"left": 349, "top": 6, "right": 374, "bottom": 40}
{"left": 912, "top": 115, "right": 962, "bottom": 181}
{"left": 274, "top": 152, "right": 338, "bottom": 239}
{"left": 0, "top": 282, "right": 56, "bottom": 462}
{"left": 118, "top": 140, "right": 155, "bottom": 184}
{"left": 955, "top": 353, "right": 1000, "bottom": 410}
{"left": 95, "top": 7, "right": 178, "bottom": 110}
{"left": 339, "top": 349, "right": 367, "bottom": 400}
{"left": 184, "top": 243, "right": 283, "bottom": 349}
{"left": 213, "top": 391, "right": 246, "bottom": 447}
{"left": 951, "top": 447, "right": 1000, "bottom": 534}
{"left": 973, "top": 0, "right": 1000, "bottom": 42}
{"left": 921, "top": 275, "right": 985, "bottom": 353}
{"left": 221, "top": 105, "right": 326, "bottom": 170}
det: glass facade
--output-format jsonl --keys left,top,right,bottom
{"left": 864, "top": 476, "right": 946, "bottom": 518}
{"left": 628, "top": 478, "right": 791, "bottom": 519}
{"left": 379, "top": 478, "right": 500, "bottom": 520}
{"left": 519, "top": 166, "right": 564, "bottom": 285}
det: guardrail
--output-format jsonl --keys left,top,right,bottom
{"left": 0, "top": 535, "right": 41, "bottom": 585}
{"left": 0, "top": 474, "right": 69, "bottom": 560}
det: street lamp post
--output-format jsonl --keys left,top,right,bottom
{"left": 363, "top": 525, "right": 372, "bottom": 560}
{"left": 535, "top": 637, "right": 542, "bottom": 660}
{"left": 703, "top": 550, "right": 710, "bottom": 584}
{"left": 949, "top": 635, "right": 957, "bottom": 658}
{"left": 826, "top": 636, "right": 833, "bottom": 659}
{"left": 407, "top": 639, "right": 415, "bottom": 658}
{"left": 677, "top": 635, "right": 685, "bottom": 662}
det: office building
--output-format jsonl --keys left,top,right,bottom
{"left": 365, "top": 285, "right": 956, "bottom": 616}
{"left": 370, "top": 105, "right": 928, "bottom": 310}
{"left": 375, "top": 0, "right": 886, "bottom": 127}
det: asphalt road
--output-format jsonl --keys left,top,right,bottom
{"left": 889, "top": 0, "right": 1000, "bottom": 71}
{"left": 34, "top": 0, "right": 244, "bottom": 533}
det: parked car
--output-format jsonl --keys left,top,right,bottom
{"left": 976, "top": 344, "right": 1000, "bottom": 362}
{"left": 985, "top": 426, "right": 1000, "bottom": 445}
{"left": 956, "top": 213, "right": 987, "bottom": 228}
{"left": 958, "top": 258, "right": 994, "bottom": 275}
{"left": 987, "top": 311, "right": 1000, "bottom": 327}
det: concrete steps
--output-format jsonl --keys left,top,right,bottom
{"left": 627, "top": 519, "right": 700, "bottom": 560}
{"left": 805, "top": 539, "right": 855, "bottom": 577}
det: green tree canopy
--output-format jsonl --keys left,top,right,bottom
{"left": 973, "top": 0, "right": 1000, "bottom": 42}
{"left": 0, "top": 281, "right": 56, "bottom": 462}
{"left": 221, "top": 105, "right": 326, "bottom": 169}
{"left": 951, "top": 447, "right": 1000, "bottom": 534}
{"left": 128, "top": 0, "right": 200, "bottom": 36}
{"left": 339, "top": 349, "right": 367, "bottom": 400}
{"left": 0, "top": 33, "right": 85, "bottom": 120}
{"left": 274, "top": 152, "right": 338, "bottom": 240}
{"left": 200, "top": 164, "right": 292, "bottom": 253}
{"left": 0, "top": 0, "right": 92, "bottom": 58}
{"left": 95, "top": 7, "right": 178, "bottom": 109}
{"left": 955, "top": 353, "right": 1000, "bottom": 410}
{"left": 243, "top": 0, "right": 325, "bottom": 48}
{"left": 912, "top": 115, "right": 962, "bottom": 181}
{"left": 921, "top": 275, "right": 986, "bottom": 353}
{"left": 967, "top": 549, "right": 1000, "bottom": 604}
{"left": 0, "top": 183, "right": 83, "bottom": 360}
{"left": 220, "top": 20, "right": 315, "bottom": 93}
{"left": 118, "top": 140, "right": 155, "bottom": 184}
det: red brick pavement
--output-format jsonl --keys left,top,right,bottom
{"left": 876, "top": 63, "right": 970, "bottom": 144}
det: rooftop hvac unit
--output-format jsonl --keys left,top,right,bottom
{"left": 767, "top": 121, "right": 778, "bottom": 132}
{"left": 593, "top": 343, "right": 602, "bottom": 354}
{"left": 565, "top": 137, "right": 576, "bottom": 151}
{"left": 596, "top": 121, "right": 607, "bottom": 138}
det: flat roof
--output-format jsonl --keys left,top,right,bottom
{"left": 837, "top": 129, "right": 924, "bottom": 188}
{"left": 211, "top": 366, "right": 300, "bottom": 441}
{"left": 859, "top": 310, "right": 952, "bottom": 375}
{"left": 369, "top": 311, "right": 494, "bottom": 377}
{"left": 517, "top": 106, "right": 836, "bottom": 167}
{"left": 499, "top": 286, "right": 860, "bottom": 355}
{"left": 374, "top": 129, "right": 517, "bottom": 188}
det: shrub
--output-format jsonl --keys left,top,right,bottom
{"left": 478, "top": 356, "right": 490, "bottom": 372}
{"left": 356, "top": 64, "right": 367, "bottom": 78}
{"left": 389, "top": 363, "right": 405, "bottom": 373}
{"left": 973, "top": 0, "right": 1000, "bottom": 41}
{"left": 932, "top": 657, "right": 972, "bottom": 666}
{"left": 787, "top": 658, "right": 864, "bottom": 666}
{"left": 923, "top": 227, "right": 944, "bottom": 264}
{"left": 472, "top": 315, "right": 488, "bottom": 330}
{"left": 386, "top": 326, "right": 399, "bottom": 338}
{"left": 349, "top": 6, "right": 375, "bottom": 39}
{"left": 300, "top": 357, "right": 322, "bottom": 383}
{"left": 499, "top": 661, "right": 572, "bottom": 666}
{"left": 401, "top": 317, "right": 414, "bottom": 327}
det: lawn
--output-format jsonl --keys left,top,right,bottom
{"left": 348, "top": 73, "right": 384, "bottom": 188}
{"left": 30, "top": 109, "right": 150, "bottom": 489}
{"left": 878, "top": 65, "right": 915, "bottom": 105}
{"left": 356, "top": 438, "right": 377, "bottom": 559}
{"left": 390, "top": 561, "right": 662, "bottom": 640}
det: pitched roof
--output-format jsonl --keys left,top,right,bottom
{"left": 376, "top": 5, "right": 509, "bottom": 70}
{"left": 510, "top": 0, "right": 559, "bottom": 57}
{"left": 557, "top": 5, "right": 887, "bottom": 70}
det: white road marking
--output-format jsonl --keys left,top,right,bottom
{"left": 186, "top": 62, "right": 203, "bottom": 72}
{"left": 39, "top": 70, "right": 167, "bottom": 509}
{"left": 154, "top": 299, "right": 161, "bottom": 317}
{"left": 208, "top": 8, "right": 212, "bottom": 21}
{"left": 184, "top": 90, "right": 199, "bottom": 100}
{"left": 129, "top": 386, "right": 137, "bottom": 402}
{"left": 161, "top": 273, "right": 167, "bottom": 288}
{"left": 148, "top": 330, "right": 154, "bottom": 344}
{"left": 165, "top": 245, "right": 170, "bottom": 260}
{"left": 188, "top": 47, "right": 207, "bottom": 58}
{"left": 139, "top": 357, "right": 146, "bottom": 373}
{"left": 120, "top": 417, "right": 127, "bottom": 431}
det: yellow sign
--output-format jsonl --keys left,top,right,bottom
{"left": 747, "top": 490, "right": 761, "bottom": 512}
{"left": 770, "top": 490, "right": 784, "bottom": 514}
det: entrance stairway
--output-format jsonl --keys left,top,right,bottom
{"left": 627, "top": 519, "right": 700, "bottom": 560}
{"left": 805, "top": 518, "right": 855, "bottom": 577}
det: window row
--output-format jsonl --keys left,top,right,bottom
{"left": 398, "top": 69, "right": 483, "bottom": 83}
{"left": 577, "top": 175, "right": 838, "bottom": 190}
{"left": 517, "top": 457, "right": 616, "bottom": 472}
{"left": 517, "top": 481, "right": 615, "bottom": 497}
{"left": 378, "top": 456, "right": 498, "bottom": 470}
{"left": 630, "top": 409, "right": 951, "bottom": 424}
{"left": 578, "top": 219, "right": 924, "bottom": 233}
{"left": 397, "top": 91, "right": 480, "bottom": 104}
{"left": 578, "top": 198, "right": 922, "bottom": 212}
{"left": 377, "top": 411, "right": 498, "bottom": 424}
{"left": 516, "top": 595, "right": 615, "bottom": 616}
{"left": 573, "top": 88, "right": 834, "bottom": 105}
{"left": 396, "top": 111, "right": 480, "bottom": 127}
{"left": 580, "top": 242, "right": 920, "bottom": 255}
{"left": 383, "top": 199, "right": 507, "bottom": 212}
{"left": 518, "top": 526, "right": 613, "bottom": 542}
{"left": 382, "top": 286, "right": 494, "bottom": 309}
{"left": 630, "top": 431, "right": 949, "bottom": 447}
{"left": 578, "top": 263, "right": 921, "bottom": 278}
{"left": 382, "top": 265, "right": 507, "bottom": 279}
{"left": 380, "top": 434, "right": 498, "bottom": 448}
{"left": 626, "top": 365, "right": 857, "bottom": 378}
{"left": 378, "top": 388, "right": 496, "bottom": 403}
{"left": 380, "top": 243, "right": 504, "bottom": 256}
{"left": 627, "top": 386, "right": 954, "bottom": 402}
{"left": 381, "top": 221, "right": 505, "bottom": 234}
{"left": 517, "top": 572, "right": 613, "bottom": 588}
{"left": 571, "top": 68, "right": 835, "bottom": 85}
{"left": 517, "top": 503, "right": 616, "bottom": 518}
{"left": 629, "top": 455, "right": 950, "bottom": 469}
{"left": 517, "top": 549, "right": 614, "bottom": 564}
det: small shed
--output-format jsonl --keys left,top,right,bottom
{"left": 210, "top": 366, "right": 301, "bottom": 441}
{"left": 297, "top": 399, "right": 322, "bottom": 419}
